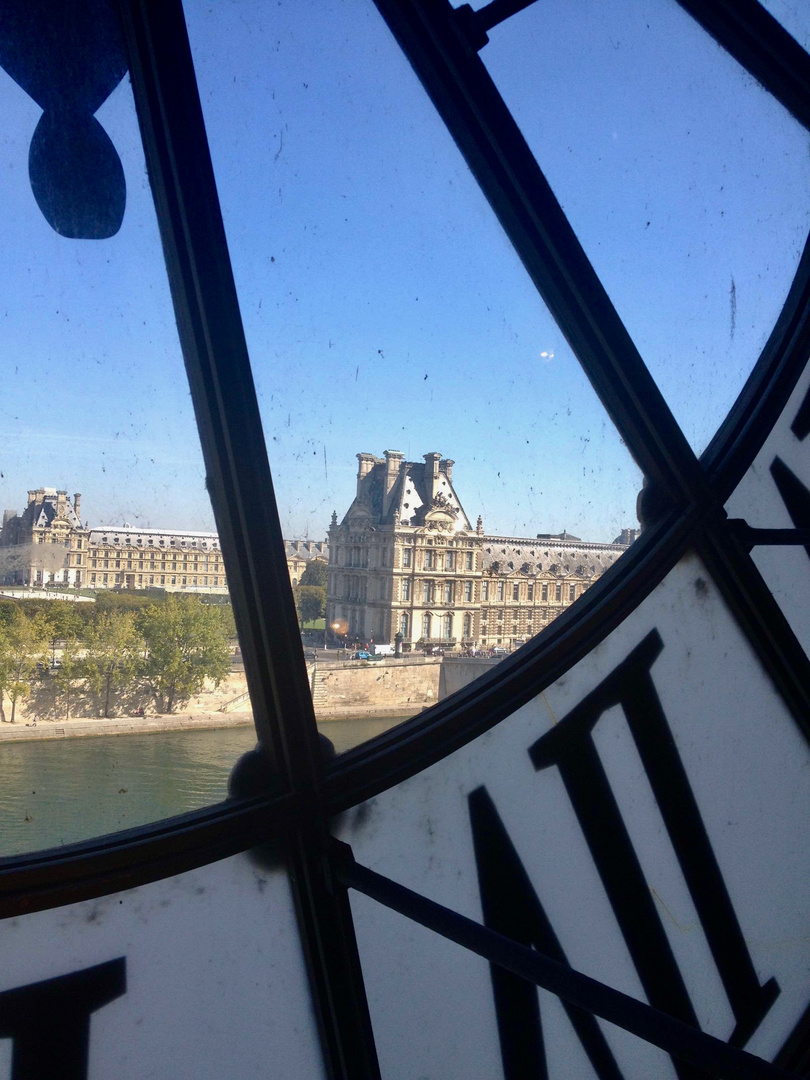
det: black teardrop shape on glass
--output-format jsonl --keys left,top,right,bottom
{"left": 0, "top": 0, "right": 128, "bottom": 238}
{"left": 29, "top": 109, "right": 126, "bottom": 238}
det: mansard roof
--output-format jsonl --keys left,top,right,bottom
{"left": 284, "top": 540, "right": 329, "bottom": 561}
{"left": 481, "top": 534, "right": 628, "bottom": 578}
{"left": 26, "top": 497, "right": 81, "bottom": 530}
{"left": 342, "top": 454, "right": 472, "bottom": 531}
{"left": 89, "top": 525, "right": 221, "bottom": 552}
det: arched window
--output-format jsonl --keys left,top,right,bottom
{"left": 400, "top": 612, "right": 409, "bottom": 638}
{"left": 463, "top": 613, "right": 472, "bottom": 640}
{"left": 422, "top": 612, "right": 431, "bottom": 640}
{"left": 444, "top": 613, "right": 453, "bottom": 640}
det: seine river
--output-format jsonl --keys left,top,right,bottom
{"left": 0, "top": 718, "right": 402, "bottom": 858}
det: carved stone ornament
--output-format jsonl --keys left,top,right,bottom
{"left": 430, "top": 492, "right": 459, "bottom": 516}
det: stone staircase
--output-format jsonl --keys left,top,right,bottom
{"left": 310, "top": 666, "right": 330, "bottom": 710}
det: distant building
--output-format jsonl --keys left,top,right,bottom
{"left": 1, "top": 487, "right": 328, "bottom": 596}
{"left": 0, "top": 488, "right": 86, "bottom": 587}
{"left": 285, "top": 540, "right": 329, "bottom": 586}
{"left": 85, "top": 525, "right": 228, "bottom": 594}
{"left": 326, "top": 451, "right": 635, "bottom": 650}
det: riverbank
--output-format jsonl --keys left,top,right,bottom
{"left": 0, "top": 656, "right": 496, "bottom": 741}
{"left": 0, "top": 711, "right": 254, "bottom": 742}
{"left": 0, "top": 705, "right": 419, "bottom": 742}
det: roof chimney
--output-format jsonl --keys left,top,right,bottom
{"left": 74, "top": 493, "right": 81, "bottom": 519}
{"left": 356, "top": 453, "right": 377, "bottom": 497}
{"left": 383, "top": 450, "right": 404, "bottom": 516}
{"left": 423, "top": 452, "right": 442, "bottom": 504}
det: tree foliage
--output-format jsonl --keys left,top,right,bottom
{"left": 52, "top": 606, "right": 85, "bottom": 720}
{"left": 294, "top": 585, "right": 326, "bottom": 627}
{"left": 140, "top": 597, "right": 230, "bottom": 713}
{"left": 83, "top": 610, "right": 143, "bottom": 718}
{"left": 0, "top": 609, "right": 49, "bottom": 723}
{"left": 299, "top": 559, "right": 328, "bottom": 588}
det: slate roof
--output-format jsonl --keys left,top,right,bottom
{"left": 480, "top": 535, "right": 626, "bottom": 578}
{"left": 342, "top": 457, "right": 471, "bottom": 530}
{"left": 89, "top": 526, "right": 221, "bottom": 552}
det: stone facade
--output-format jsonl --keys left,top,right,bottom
{"left": 85, "top": 525, "right": 228, "bottom": 594}
{"left": 0, "top": 488, "right": 86, "bottom": 587}
{"left": 1, "top": 488, "right": 328, "bottom": 595}
{"left": 326, "top": 451, "right": 636, "bottom": 651}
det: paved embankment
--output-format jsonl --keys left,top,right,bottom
{"left": 0, "top": 712, "right": 253, "bottom": 742}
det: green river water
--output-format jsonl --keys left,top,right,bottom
{"left": 0, "top": 718, "right": 402, "bottom": 858}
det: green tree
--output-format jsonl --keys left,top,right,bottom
{"left": 50, "top": 605, "right": 85, "bottom": 721}
{"left": 140, "top": 597, "right": 230, "bottom": 713}
{"left": 0, "top": 610, "right": 49, "bottom": 724}
{"left": 299, "top": 559, "right": 328, "bottom": 588}
{"left": 83, "top": 610, "right": 143, "bottom": 718}
{"left": 294, "top": 585, "right": 326, "bottom": 627}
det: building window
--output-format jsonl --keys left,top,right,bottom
{"left": 444, "top": 613, "right": 453, "bottom": 639}
{"left": 422, "top": 612, "right": 431, "bottom": 639}
{"left": 465, "top": 551, "right": 473, "bottom": 570}
{"left": 513, "top": 583, "right": 520, "bottom": 601}
{"left": 463, "top": 613, "right": 472, "bottom": 639}
{"left": 528, "top": 583, "right": 534, "bottom": 601}
{"left": 90, "top": 573, "right": 96, "bottom": 584}
{"left": 497, "top": 581, "right": 504, "bottom": 601}
{"left": 569, "top": 584, "right": 577, "bottom": 601}
{"left": 400, "top": 612, "right": 409, "bottom": 638}
{"left": 542, "top": 583, "right": 548, "bottom": 602}
{"left": 423, "top": 581, "right": 432, "bottom": 603}
{"left": 444, "top": 582, "right": 453, "bottom": 604}
{"left": 171, "top": 577, "right": 176, "bottom": 585}
{"left": 482, "top": 580, "right": 489, "bottom": 601}
{"left": 402, "top": 549, "right": 412, "bottom": 568}
{"left": 556, "top": 583, "right": 562, "bottom": 601}
{"left": 424, "top": 550, "right": 433, "bottom": 569}
{"left": 446, "top": 551, "right": 454, "bottom": 570}
{"left": 402, "top": 579, "right": 411, "bottom": 601}
{"left": 464, "top": 580, "right": 472, "bottom": 602}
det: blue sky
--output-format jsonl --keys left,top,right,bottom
{"left": 1, "top": 0, "right": 808, "bottom": 542}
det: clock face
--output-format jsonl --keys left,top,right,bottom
{"left": 0, "top": 2, "right": 808, "bottom": 1079}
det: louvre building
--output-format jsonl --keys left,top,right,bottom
{"left": 326, "top": 451, "right": 637, "bottom": 649}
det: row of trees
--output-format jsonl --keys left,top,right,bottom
{"left": 0, "top": 596, "right": 233, "bottom": 722}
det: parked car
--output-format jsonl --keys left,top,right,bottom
{"left": 350, "top": 650, "right": 382, "bottom": 661}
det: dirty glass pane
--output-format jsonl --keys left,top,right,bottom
{"left": 185, "top": 0, "right": 643, "bottom": 753}
{"left": 335, "top": 553, "right": 810, "bottom": 1074}
{"left": 0, "top": 853, "right": 325, "bottom": 1080}
{"left": 0, "top": 13, "right": 256, "bottom": 852}
{"left": 475, "top": 0, "right": 810, "bottom": 454}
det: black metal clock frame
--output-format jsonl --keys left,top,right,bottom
{"left": 0, "top": 1, "right": 809, "bottom": 1077}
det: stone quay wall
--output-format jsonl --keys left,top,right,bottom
{"left": 0, "top": 656, "right": 507, "bottom": 739}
